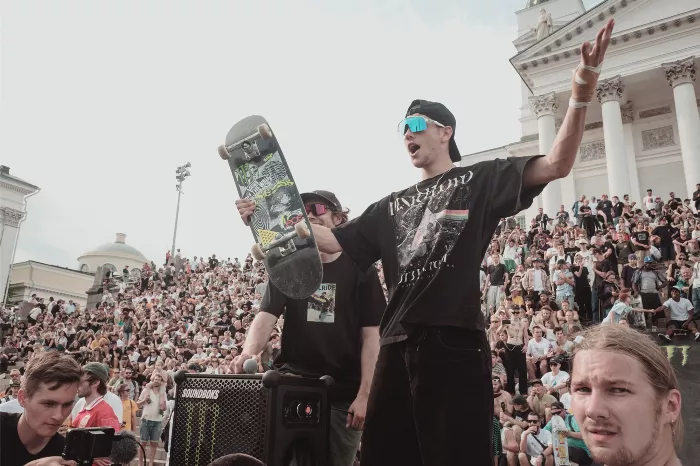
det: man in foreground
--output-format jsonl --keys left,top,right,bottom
{"left": 0, "top": 351, "right": 82, "bottom": 466}
{"left": 235, "top": 190, "right": 385, "bottom": 466}
{"left": 307, "top": 19, "right": 614, "bottom": 465}
{"left": 570, "top": 325, "right": 682, "bottom": 466}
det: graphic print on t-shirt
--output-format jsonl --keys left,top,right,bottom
{"left": 391, "top": 170, "right": 474, "bottom": 286}
{"left": 307, "top": 283, "right": 336, "bottom": 323}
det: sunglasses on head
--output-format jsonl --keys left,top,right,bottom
{"left": 397, "top": 116, "right": 446, "bottom": 134}
{"left": 305, "top": 203, "right": 332, "bottom": 216}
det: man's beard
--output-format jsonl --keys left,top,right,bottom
{"left": 589, "top": 405, "right": 661, "bottom": 466}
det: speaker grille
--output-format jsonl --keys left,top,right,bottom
{"left": 170, "top": 375, "right": 268, "bottom": 466}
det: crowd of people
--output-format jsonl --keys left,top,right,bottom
{"left": 0, "top": 251, "right": 286, "bottom": 465}
{"left": 485, "top": 186, "right": 700, "bottom": 466}
{"left": 0, "top": 185, "right": 696, "bottom": 466}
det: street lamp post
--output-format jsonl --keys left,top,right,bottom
{"left": 171, "top": 162, "right": 191, "bottom": 259}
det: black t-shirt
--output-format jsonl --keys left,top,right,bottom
{"left": 597, "top": 200, "right": 613, "bottom": 221}
{"left": 513, "top": 407, "right": 532, "bottom": 424}
{"left": 601, "top": 241, "right": 617, "bottom": 265}
{"left": 261, "top": 253, "right": 385, "bottom": 401}
{"left": 487, "top": 264, "right": 507, "bottom": 286}
{"left": 571, "top": 265, "right": 590, "bottom": 290}
{"left": 1, "top": 412, "right": 65, "bottom": 466}
{"left": 633, "top": 231, "right": 650, "bottom": 250}
{"left": 613, "top": 202, "right": 624, "bottom": 218}
{"left": 331, "top": 156, "right": 545, "bottom": 344}
{"left": 652, "top": 224, "right": 672, "bottom": 245}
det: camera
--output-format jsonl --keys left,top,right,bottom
{"left": 62, "top": 427, "right": 115, "bottom": 465}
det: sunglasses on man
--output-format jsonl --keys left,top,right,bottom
{"left": 305, "top": 203, "right": 333, "bottom": 216}
{"left": 397, "top": 116, "right": 446, "bottom": 134}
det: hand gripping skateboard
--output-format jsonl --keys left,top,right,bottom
{"left": 218, "top": 115, "right": 323, "bottom": 300}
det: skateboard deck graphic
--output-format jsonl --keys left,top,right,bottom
{"left": 551, "top": 415, "right": 570, "bottom": 466}
{"left": 218, "top": 115, "right": 322, "bottom": 300}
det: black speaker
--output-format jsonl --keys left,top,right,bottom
{"left": 169, "top": 370, "right": 333, "bottom": 466}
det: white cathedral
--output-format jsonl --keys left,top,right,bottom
{"left": 461, "top": 0, "right": 700, "bottom": 225}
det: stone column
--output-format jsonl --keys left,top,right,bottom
{"left": 663, "top": 57, "right": 700, "bottom": 199}
{"left": 529, "top": 92, "right": 561, "bottom": 217}
{"left": 0, "top": 207, "right": 25, "bottom": 303}
{"left": 596, "top": 76, "right": 632, "bottom": 200}
{"left": 621, "top": 101, "right": 642, "bottom": 203}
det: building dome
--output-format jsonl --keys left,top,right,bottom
{"left": 89, "top": 234, "right": 147, "bottom": 260}
{"left": 77, "top": 233, "right": 149, "bottom": 276}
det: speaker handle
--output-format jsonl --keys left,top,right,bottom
{"left": 173, "top": 370, "right": 187, "bottom": 385}
{"left": 320, "top": 375, "right": 335, "bottom": 388}
{"left": 262, "top": 370, "right": 282, "bottom": 388}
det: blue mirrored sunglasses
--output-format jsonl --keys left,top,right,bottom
{"left": 397, "top": 116, "right": 446, "bottom": 134}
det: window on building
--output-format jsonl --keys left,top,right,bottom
{"left": 130, "top": 268, "right": 141, "bottom": 277}
{"left": 515, "top": 216, "right": 526, "bottom": 230}
{"left": 103, "top": 263, "right": 117, "bottom": 275}
{"left": 80, "top": 264, "right": 89, "bottom": 272}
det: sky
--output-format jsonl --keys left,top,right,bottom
{"left": 1, "top": 0, "right": 602, "bottom": 269}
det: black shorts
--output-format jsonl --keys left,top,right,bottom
{"left": 640, "top": 293, "right": 662, "bottom": 310}
{"left": 667, "top": 319, "right": 695, "bottom": 329}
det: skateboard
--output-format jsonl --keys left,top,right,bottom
{"left": 218, "top": 115, "right": 323, "bottom": 300}
{"left": 551, "top": 415, "right": 570, "bottom": 466}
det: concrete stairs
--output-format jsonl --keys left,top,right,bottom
{"left": 130, "top": 413, "right": 168, "bottom": 466}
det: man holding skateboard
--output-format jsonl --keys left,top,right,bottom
{"left": 308, "top": 20, "right": 614, "bottom": 466}
{"left": 234, "top": 190, "right": 385, "bottom": 466}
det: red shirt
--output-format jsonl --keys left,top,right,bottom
{"left": 72, "top": 397, "right": 121, "bottom": 432}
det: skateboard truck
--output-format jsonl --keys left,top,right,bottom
{"left": 252, "top": 222, "right": 310, "bottom": 260}
{"left": 218, "top": 123, "right": 273, "bottom": 161}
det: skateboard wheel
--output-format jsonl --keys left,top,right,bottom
{"left": 251, "top": 243, "right": 265, "bottom": 261}
{"left": 295, "top": 222, "right": 310, "bottom": 239}
{"left": 258, "top": 124, "right": 272, "bottom": 140}
{"left": 217, "top": 145, "right": 230, "bottom": 160}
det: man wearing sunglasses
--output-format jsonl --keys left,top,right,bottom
{"left": 234, "top": 191, "right": 385, "bottom": 466}
{"left": 306, "top": 18, "right": 614, "bottom": 466}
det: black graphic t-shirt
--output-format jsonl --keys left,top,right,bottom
{"left": 634, "top": 231, "right": 650, "bottom": 250}
{"left": 261, "top": 253, "right": 385, "bottom": 401}
{"left": 332, "top": 156, "right": 545, "bottom": 345}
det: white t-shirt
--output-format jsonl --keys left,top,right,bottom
{"left": 552, "top": 339, "right": 574, "bottom": 355}
{"left": 526, "top": 429, "right": 553, "bottom": 459}
{"left": 560, "top": 392, "right": 572, "bottom": 411}
{"left": 0, "top": 399, "right": 23, "bottom": 413}
{"left": 527, "top": 338, "right": 552, "bottom": 357}
{"left": 541, "top": 370, "right": 570, "bottom": 389}
{"left": 602, "top": 301, "right": 632, "bottom": 325}
{"left": 644, "top": 196, "right": 655, "bottom": 211}
{"left": 664, "top": 298, "right": 694, "bottom": 321}
{"left": 532, "top": 269, "right": 546, "bottom": 292}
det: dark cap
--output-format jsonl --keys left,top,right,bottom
{"left": 551, "top": 401, "right": 565, "bottom": 410}
{"left": 83, "top": 362, "right": 109, "bottom": 382}
{"left": 405, "top": 99, "right": 460, "bottom": 163}
{"left": 300, "top": 190, "right": 343, "bottom": 212}
{"left": 512, "top": 394, "right": 528, "bottom": 405}
{"left": 529, "top": 379, "right": 543, "bottom": 386}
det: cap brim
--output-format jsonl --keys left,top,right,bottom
{"left": 449, "top": 138, "right": 460, "bottom": 163}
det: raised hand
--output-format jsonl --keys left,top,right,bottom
{"left": 572, "top": 19, "right": 615, "bottom": 105}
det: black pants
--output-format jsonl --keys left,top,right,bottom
{"left": 660, "top": 243, "right": 675, "bottom": 261}
{"left": 575, "top": 287, "right": 592, "bottom": 322}
{"left": 504, "top": 344, "right": 528, "bottom": 395}
{"left": 361, "top": 327, "right": 492, "bottom": 466}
